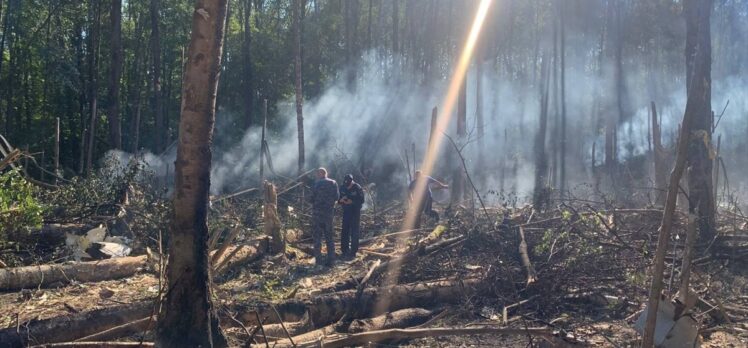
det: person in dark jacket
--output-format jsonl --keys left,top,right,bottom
{"left": 311, "top": 167, "right": 339, "bottom": 266}
{"left": 338, "top": 174, "right": 364, "bottom": 259}
{"left": 408, "top": 170, "right": 448, "bottom": 228}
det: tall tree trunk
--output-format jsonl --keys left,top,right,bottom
{"left": 155, "top": 1, "right": 229, "bottom": 347}
{"left": 128, "top": 15, "right": 145, "bottom": 153}
{"left": 533, "top": 56, "right": 550, "bottom": 210}
{"left": 242, "top": 0, "right": 253, "bottom": 130}
{"left": 294, "top": 0, "right": 304, "bottom": 175}
{"left": 366, "top": 0, "right": 372, "bottom": 50}
{"left": 603, "top": 0, "right": 615, "bottom": 173}
{"left": 451, "top": 73, "right": 467, "bottom": 205}
{"left": 641, "top": 1, "right": 714, "bottom": 346}
{"left": 651, "top": 101, "right": 666, "bottom": 205}
{"left": 0, "top": 0, "right": 9, "bottom": 133}
{"left": 559, "top": 0, "right": 567, "bottom": 197}
{"left": 2, "top": 0, "right": 16, "bottom": 141}
{"left": 107, "top": 0, "right": 122, "bottom": 150}
{"left": 391, "top": 0, "right": 398, "bottom": 63}
{"left": 684, "top": 0, "right": 715, "bottom": 241}
{"left": 150, "top": 0, "right": 164, "bottom": 153}
{"left": 85, "top": 0, "right": 101, "bottom": 173}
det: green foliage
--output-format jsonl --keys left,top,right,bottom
{"left": 0, "top": 169, "right": 44, "bottom": 237}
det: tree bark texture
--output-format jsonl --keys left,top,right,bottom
{"left": 155, "top": 1, "right": 229, "bottom": 347}
{"left": 293, "top": 0, "right": 304, "bottom": 175}
{"left": 684, "top": 0, "right": 715, "bottom": 242}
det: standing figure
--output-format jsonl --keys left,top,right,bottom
{"left": 311, "top": 167, "right": 339, "bottom": 266}
{"left": 408, "top": 170, "right": 449, "bottom": 228}
{"left": 338, "top": 174, "right": 364, "bottom": 259}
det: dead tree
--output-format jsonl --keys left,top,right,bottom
{"left": 642, "top": 1, "right": 713, "bottom": 346}
{"left": 684, "top": 0, "right": 715, "bottom": 242}
{"left": 107, "top": 0, "right": 122, "bottom": 150}
{"left": 155, "top": 1, "right": 229, "bottom": 347}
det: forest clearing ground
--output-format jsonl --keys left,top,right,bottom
{"left": 1, "top": 200, "right": 748, "bottom": 347}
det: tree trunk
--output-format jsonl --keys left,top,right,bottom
{"left": 641, "top": 2, "right": 713, "bottom": 346}
{"left": 559, "top": 0, "right": 567, "bottom": 197}
{"left": 533, "top": 56, "right": 550, "bottom": 210}
{"left": 107, "top": 0, "right": 122, "bottom": 150}
{"left": 264, "top": 181, "right": 284, "bottom": 253}
{"left": 684, "top": 0, "right": 715, "bottom": 242}
{"left": 0, "top": 255, "right": 148, "bottom": 291}
{"left": 242, "top": 0, "right": 253, "bottom": 130}
{"left": 128, "top": 13, "right": 145, "bottom": 153}
{"left": 651, "top": 101, "right": 666, "bottom": 205}
{"left": 150, "top": 0, "right": 164, "bottom": 153}
{"left": 293, "top": 0, "right": 304, "bottom": 175}
{"left": 0, "top": 0, "right": 9, "bottom": 134}
{"left": 391, "top": 0, "right": 398, "bottom": 60}
{"left": 85, "top": 0, "right": 101, "bottom": 173}
{"left": 451, "top": 75, "right": 467, "bottom": 205}
{"left": 155, "top": 1, "right": 229, "bottom": 347}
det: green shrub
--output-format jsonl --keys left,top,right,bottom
{"left": 0, "top": 169, "right": 44, "bottom": 237}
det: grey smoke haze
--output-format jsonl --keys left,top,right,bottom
{"left": 107, "top": 35, "right": 748, "bottom": 204}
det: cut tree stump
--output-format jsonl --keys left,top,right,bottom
{"left": 0, "top": 255, "right": 148, "bottom": 291}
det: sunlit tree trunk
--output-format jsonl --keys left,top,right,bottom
{"left": 155, "top": 1, "right": 229, "bottom": 347}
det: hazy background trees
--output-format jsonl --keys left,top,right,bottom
{"left": 1, "top": 0, "right": 747, "bottom": 204}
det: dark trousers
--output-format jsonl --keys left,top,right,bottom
{"left": 341, "top": 208, "right": 361, "bottom": 255}
{"left": 312, "top": 217, "right": 335, "bottom": 264}
{"left": 414, "top": 196, "right": 439, "bottom": 228}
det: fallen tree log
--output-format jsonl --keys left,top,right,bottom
{"left": 325, "top": 235, "right": 465, "bottom": 293}
{"left": 74, "top": 316, "right": 155, "bottom": 342}
{"left": 348, "top": 308, "right": 433, "bottom": 333}
{"left": 270, "top": 308, "right": 434, "bottom": 346}
{"left": 280, "top": 326, "right": 560, "bottom": 348}
{"left": 30, "top": 343, "right": 153, "bottom": 348}
{"left": 0, "top": 301, "right": 152, "bottom": 347}
{"left": 0, "top": 255, "right": 149, "bottom": 291}
{"left": 240, "top": 277, "right": 482, "bottom": 328}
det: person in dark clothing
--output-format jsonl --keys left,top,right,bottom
{"left": 408, "top": 170, "right": 448, "bottom": 228}
{"left": 338, "top": 174, "right": 364, "bottom": 259}
{"left": 311, "top": 167, "right": 339, "bottom": 266}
